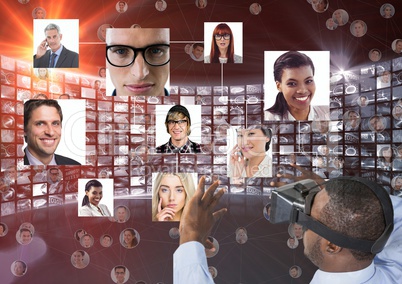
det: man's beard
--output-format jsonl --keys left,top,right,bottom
{"left": 305, "top": 236, "right": 324, "bottom": 267}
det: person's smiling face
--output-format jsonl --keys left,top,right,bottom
{"left": 123, "top": 230, "right": 135, "bottom": 246}
{"left": 167, "top": 114, "right": 189, "bottom": 145}
{"left": 73, "top": 251, "right": 84, "bottom": 265}
{"left": 102, "top": 236, "right": 111, "bottom": 247}
{"left": 20, "top": 230, "right": 32, "bottom": 244}
{"left": 276, "top": 66, "right": 316, "bottom": 116}
{"left": 14, "top": 262, "right": 25, "bottom": 276}
{"left": 237, "top": 128, "right": 269, "bottom": 160}
{"left": 25, "top": 105, "right": 62, "bottom": 164}
{"left": 192, "top": 46, "right": 204, "bottom": 59}
{"left": 86, "top": 186, "right": 102, "bottom": 206}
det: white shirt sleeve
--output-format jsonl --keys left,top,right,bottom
{"left": 373, "top": 195, "right": 402, "bottom": 282}
{"left": 173, "top": 241, "right": 214, "bottom": 284}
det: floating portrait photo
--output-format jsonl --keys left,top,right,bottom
{"left": 264, "top": 51, "right": 330, "bottom": 121}
{"left": 0, "top": 222, "right": 9, "bottom": 237}
{"left": 33, "top": 19, "right": 79, "bottom": 68}
{"left": 23, "top": 99, "right": 86, "bottom": 165}
{"left": 100, "top": 234, "right": 113, "bottom": 248}
{"left": 189, "top": 43, "right": 205, "bottom": 62}
{"left": 115, "top": 1, "right": 128, "bottom": 13}
{"left": 71, "top": 250, "right": 90, "bottom": 269}
{"left": 114, "top": 205, "right": 130, "bottom": 223}
{"left": 204, "top": 22, "right": 243, "bottom": 64}
{"left": 11, "top": 260, "right": 27, "bottom": 277}
{"left": 151, "top": 172, "right": 197, "bottom": 222}
{"left": 16, "top": 227, "right": 33, "bottom": 245}
{"left": 119, "top": 228, "right": 140, "bottom": 249}
{"left": 105, "top": 28, "right": 170, "bottom": 97}
{"left": 77, "top": 179, "right": 114, "bottom": 217}
{"left": 111, "top": 265, "right": 130, "bottom": 284}
{"left": 154, "top": 104, "right": 202, "bottom": 153}
{"left": 32, "top": 7, "right": 46, "bottom": 19}
{"left": 80, "top": 233, "right": 94, "bottom": 248}
{"left": 227, "top": 125, "right": 273, "bottom": 179}
{"left": 196, "top": 0, "right": 207, "bottom": 9}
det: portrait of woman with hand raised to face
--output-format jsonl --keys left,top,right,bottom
{"left": 152, "top": 173, "right": 196, "bottom": 222}
{"left": 228, "top": 125, "right": 273, "bottom": 179}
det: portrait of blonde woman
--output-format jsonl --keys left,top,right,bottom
{"left": 152, "top": 172, "right": 196, "bottom": 221}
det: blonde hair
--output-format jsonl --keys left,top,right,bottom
{"left": 151, "top": 173, "right": 196, "bottom": 221}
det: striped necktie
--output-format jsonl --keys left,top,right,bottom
{"left": 49, "top": 53, "right": 57, "bottom": 68}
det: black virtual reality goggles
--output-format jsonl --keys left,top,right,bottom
{"left": 269, "top": 177, "right": 394, "bottom": 254}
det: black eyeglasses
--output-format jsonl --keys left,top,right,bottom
{"left": 214, "top": 34, "right": 230, "bottom": 40}
{"left": 106, "top": 44, "right": 170, "bottom": 67}
{"left": 167, "top": 119, "right": 187, "bottom": 126}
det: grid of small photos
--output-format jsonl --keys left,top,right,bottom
{"left": 2, "top": 54, "right": 402, "bottom": 216}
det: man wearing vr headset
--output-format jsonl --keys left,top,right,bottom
{"left": 173, "top": 176, "right": 402, "bottom": 283}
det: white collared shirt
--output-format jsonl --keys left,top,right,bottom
{"left": 26, "top": 148, "right": 57, "bottom": 165}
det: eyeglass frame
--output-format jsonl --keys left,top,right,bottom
{"left": 106, "top": 44, "right": 170, "bottom": 67}
{"left": 167, "top": 119, "right": 188, "bottom": 126}
{"left": 214, "top": 33, "right": 231, "bottom": 40}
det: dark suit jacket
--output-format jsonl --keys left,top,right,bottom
{"left": 33, "top": 46, "right": 79, "bottom": 68}
{"left": 24, "top": 150, "right": 81, "bottom": 165}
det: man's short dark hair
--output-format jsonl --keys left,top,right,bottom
{"left": 115, "top": 265, "right": 126, "bottom": 272}
{"left": 193, "top": 43, "right": 204, "bottom": 49}
{"left": 24, "top": 100, "right": 63, "bottom": 132}
{"left": 20, "top": 228, "right": 32, "bottom": 236}
{"left": 49, "top": 167, "right": 59, "bottom": 173}
{"left": 319, "top": 179, "right": 386, "bottom": 261}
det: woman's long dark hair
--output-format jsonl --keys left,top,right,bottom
{"left": 210, "top": 23, "right": 234, "bottom": 63}
{"left": 266, "top": 51, "right": 315, "bottom": 116}
{"left": 82, "top": 179, "right": 103, "bottom": 206}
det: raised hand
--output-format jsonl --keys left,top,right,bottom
{"left": 270, "top": 163, "right": 326, "bottom": 188}
{"left": 156, "top": 198, "right": 176, "bottom": 221}
{"left": 179, "top": 176, "right": 227, "bottom": 246}
{"left": 36, "top": 39, "right": 48, "bottom": 59}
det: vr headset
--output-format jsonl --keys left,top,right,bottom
{"left": 269, "top": 177, "right": 394, "bottom": 254}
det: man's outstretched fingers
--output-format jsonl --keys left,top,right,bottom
{"left": 213, "top": 208, "right": 227, "bottom": 222}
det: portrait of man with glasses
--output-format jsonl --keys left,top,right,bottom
{"left": 156, "top": 105, "right": 201, "bottom": 153}
{"left": 106, "top": 28, "right": 170, "bottom": 96}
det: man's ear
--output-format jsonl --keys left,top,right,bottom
{"left": 59, "top": 33, "right": 63, "bottom": 41}
{"left": 325, "top": 241, "right": 342, "bottom": 254}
